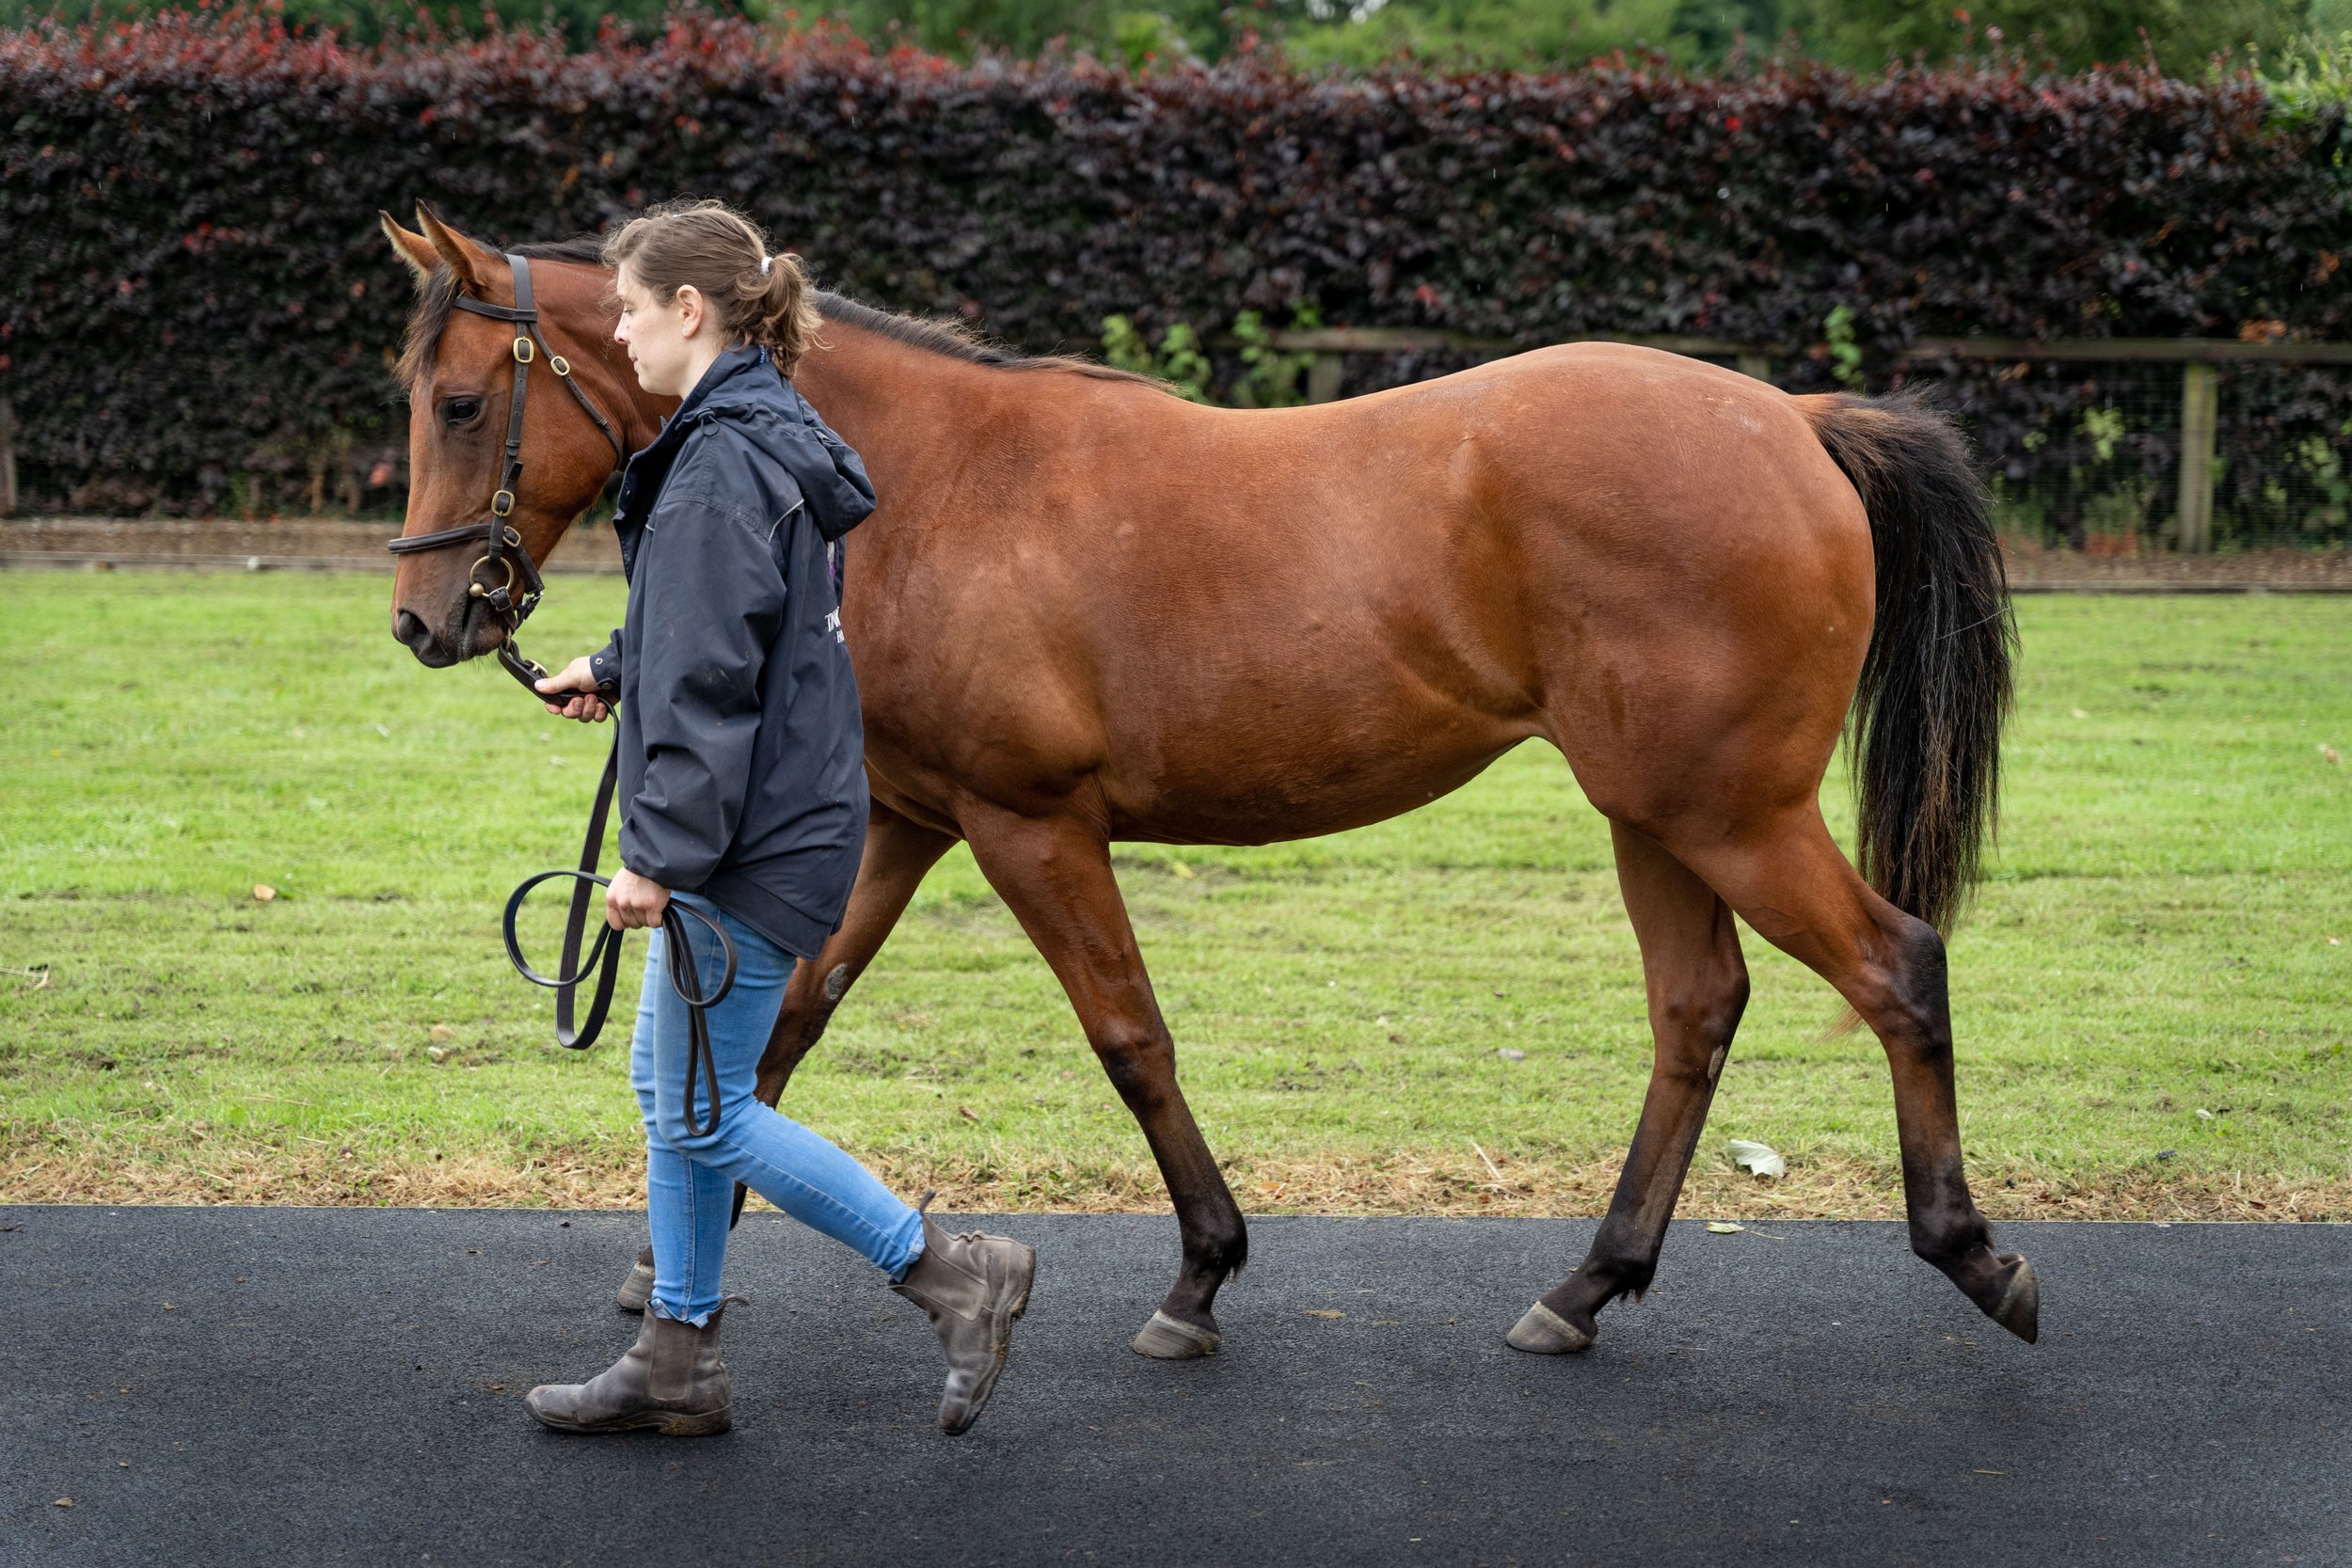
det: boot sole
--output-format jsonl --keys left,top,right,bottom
{"left": 530, "top": 1403, "right": 733, "bottom": 1437}
{"left": 941, "top": 1243, "right": 1036, "bottom": 1438}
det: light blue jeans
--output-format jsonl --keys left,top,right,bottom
{"left": 630, "top": 890, "right": 925, "bottom": 1325}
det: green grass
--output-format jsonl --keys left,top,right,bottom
{"left": 2, "top": 574, "right": 2347, "bottom": 1215}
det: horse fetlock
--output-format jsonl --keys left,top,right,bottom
{"left": 1169, "top": 1234, "right": 1246, "bottom": 1314}
{"left": 1574, "top": 1251, "right": 1654, "bottom": 1307}
{"left": 1907, "top": 1209, "right": 1994, "bottom": 1274}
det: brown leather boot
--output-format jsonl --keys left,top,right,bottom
{"left": 888, "top": 1195, "right": 1036, "bottom": 1436}
{"left": 524, "top": 1298, "right": 739, "bottom": 1436}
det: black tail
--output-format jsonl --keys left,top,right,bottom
{"left": 1802, "top": 388, "right": 2014, "bottom": 935}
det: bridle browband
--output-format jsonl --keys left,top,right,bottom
{"left": 387, "top": 252, "right": 627, "bottom": 695}
{"left": 388, "top": 251, "right": 738, "bottom": 1137}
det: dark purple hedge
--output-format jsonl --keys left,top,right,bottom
{"left": 2, "top": 5, "right": 2345, "bottom": 534}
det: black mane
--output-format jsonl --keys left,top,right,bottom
{"left": 810, "top": 292, "right": 1149, "bottom": 385}
{"left": 393, "top": 232, "right": 1148, "bottom": 388}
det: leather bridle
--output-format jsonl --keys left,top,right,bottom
{"left": 390, "top": 250, "right": 737, "bottom": 1136}
{"left": 387, "top": 252, "right": 627, "bottom": 696}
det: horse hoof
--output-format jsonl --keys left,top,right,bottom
{"left": 1987, "top": 1255, "right": 2039, "bottom": 1344}
{"left": 615, "top": 1258, "right": 654, "bottom": 1316}
{"left": 1504, "top": 1301, "right": 1594, "bottom": 1355}
{"left": 1132, "top": 1309, "right": 1220, "bottom": 1359}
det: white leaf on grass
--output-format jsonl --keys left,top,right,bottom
{"left": 1727, "top": 1138, "right": 1786, "bottom": 1179}
{"left": 1705, "top": 1221, "right": 1744, "bottom": 1235}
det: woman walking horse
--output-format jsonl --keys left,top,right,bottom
{"left": 383, "top": 202, "right": 2036, "bottom": 1365}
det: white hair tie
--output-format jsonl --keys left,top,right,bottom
{"left": 759, "top": 253, "right": 773, "bottom": 277}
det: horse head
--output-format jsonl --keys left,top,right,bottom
{"left": 380, "top": 202, "right": 638, "bottom": 667}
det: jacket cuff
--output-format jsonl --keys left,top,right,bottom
{"left": 618, "top": 825, "right": 716, "bottom": 895}
{"left": 589, "top": 629, "right": 623, "bottom": 693}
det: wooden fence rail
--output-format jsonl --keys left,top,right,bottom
{"left": 1262, "top": 330, "right": 2352, "bottom": 553}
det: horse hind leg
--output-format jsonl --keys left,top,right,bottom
{"left": 1509, "top": 821, "right": 1749, "bottom": 1354}
{"left": 1669, "top": 807, "right": 2038, "bottom": 1343}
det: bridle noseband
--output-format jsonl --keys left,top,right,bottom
{"left": 388, "top": 252, "right": 627, "bottom": 695}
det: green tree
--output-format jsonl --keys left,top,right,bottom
{"left": 0, "top": 0, "right": 2323, "bottom": 77}
{"left": 1786, "top": 0, "right": 2304, "bottom": 74}
{"left": 1281, "top": 0, "right": 1703, "bottom": 70}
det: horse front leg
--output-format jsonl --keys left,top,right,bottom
{"left": 963, "top": 806, "right": 1246, "bottom": 1358}
{"left": 753, "top": 801, "right": 961, "bottom": 1108}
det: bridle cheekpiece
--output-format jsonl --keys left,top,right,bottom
{"left": 388, "top": 252, "right": 626, "bottom": 695}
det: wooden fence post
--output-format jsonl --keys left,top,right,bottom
{"left": 1735, "top": 353, "right": 1772, "bottom": 383}
{"left": 2176, "top": 362, "right": 2217, "bottom": 553}
{"left": 0, "top": 394, "right": 17, "bottom": 518}
{"left": 1307, "top": 352, "right": 1344, "bottom": 404}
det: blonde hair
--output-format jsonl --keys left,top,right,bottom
{"left": 600, "top": 198, "right": 822, "bottom": 376}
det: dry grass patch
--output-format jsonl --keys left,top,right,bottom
{"left": 6, "top": 1139, "right": 2344, "bottom": 1223}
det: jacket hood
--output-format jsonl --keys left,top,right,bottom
{"left": 637, "top": 342, "right": 877, "bottom": 542}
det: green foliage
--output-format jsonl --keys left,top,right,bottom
{"left": 1229, "top": 304, "right": 1320, "bottom": 408}
{"left": 1820, "top": 303, "right": 1864, "bottom": 389}
{"left": 829, "top": 0, "right": 1253, "bottom": 60}
{"left": 1102, "top": 313, "right": 1211, "bottom": 401}
{"left": 2265, "top": 25, "right": 2352, "bottom": 168}
{"left": 1281, "top": 0, "right": 1694, "bottom": 71}
{"left": 1104, "top": 306, "right": 1320, "bottom": 406}
{"left": 1786, "top": 0, "right": 2305, "bottom": 75}
{"left": 829, "top": 0, "right": 1111, "bottom": 56}
{"left": 2079, "top": 404, "right": 2126, "bottom": 465}
{"left": 1110, "top": 7, "right": 1197, "bottom": 68}
{"left": 0, "top": 0, "right": 2322, "bottom": 75}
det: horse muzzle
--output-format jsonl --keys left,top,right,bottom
{"left": 391, "top": 594, "right": 503, "bottom": 668}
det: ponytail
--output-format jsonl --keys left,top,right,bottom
{"left": 743, "top": 248, "right": 822, "bottom": 376}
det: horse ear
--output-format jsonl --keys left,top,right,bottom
{"left": 413, "top": 199, "right": 498, "bottom": 293}
{"left": 377, "top": 210, "right": 439, "bottom": 290}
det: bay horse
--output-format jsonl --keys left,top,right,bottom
{"left": 381, "top": 203, "right": 2037, "bottom": 1361}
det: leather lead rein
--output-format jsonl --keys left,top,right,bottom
{"left": 393, "top": 254, "right": 735, "bottom": 1136}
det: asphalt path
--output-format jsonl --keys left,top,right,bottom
{"left": 3, "top": 1208, "right": 2343, "bottom": 1567}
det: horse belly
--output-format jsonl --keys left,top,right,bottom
{"left": 1092, "top": 629, "right": 1538, "bottom": 846}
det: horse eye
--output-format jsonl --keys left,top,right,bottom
{"left": 442, "top": 397, "right": 482, "bottom": 426}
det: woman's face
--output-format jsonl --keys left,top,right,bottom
{"left": 612, "top": 261, "right": 708, "bottom": 400}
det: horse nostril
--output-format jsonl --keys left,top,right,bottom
{"left": 394, "top": 609, "right": 431, "bottom": 650}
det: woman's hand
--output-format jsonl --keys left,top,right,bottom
{"left": 535, "top": 656, "right": 612, "bottom": 722}
{"left": 605, "top": 867, "right": 670, "bottom": 931}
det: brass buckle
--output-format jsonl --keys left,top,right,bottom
{"left": 549, "top": 354, "right": 571, "bottom": 376}
{"left": 513, "top": 336, "right": 535, "bottom": 364}
{"left": 503, "top": 638, "right": 550, "bottom": 685}
{"left": 491, "top": 488, "right": 516, "bottom": 517}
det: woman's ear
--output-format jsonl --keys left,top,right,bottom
{"left": 675, "top": 283, "right": 704, "bottom": 339}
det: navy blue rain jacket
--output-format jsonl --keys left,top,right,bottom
{"left": 587, "top": 341, "right": 877, "bottom": 958}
